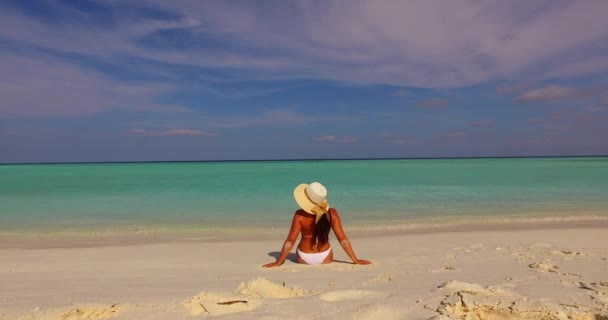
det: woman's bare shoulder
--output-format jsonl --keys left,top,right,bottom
{"left": 329, "top": 207, "right": 340, "bottom": 216}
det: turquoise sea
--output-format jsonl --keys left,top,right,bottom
{"left": 1, "top": 157, "right": 608, "bottom": 235}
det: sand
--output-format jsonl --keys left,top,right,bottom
{"left": 1, "top": 227, "right": 607, "bottom": 319}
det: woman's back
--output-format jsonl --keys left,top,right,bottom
{"left": 295, "top": 209, "right": 332, "bottom": 253}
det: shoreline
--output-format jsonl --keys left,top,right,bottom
{"left": 2, "top": 215, "right": 608, "bottom": 249}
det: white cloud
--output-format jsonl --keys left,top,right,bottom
{"left": 514, "top": 85, "right": 602, "bottom": 103}
{"left": 315, "top": 134, "right": 336, "bottom": 141}
{"left": 2, "top": 0, "right": 607, "bottom": 89}
{"left": 164, "top": 129, "right": 217, "bottom": 137}
{"left": 314, "top": 134, "right": 355, "bottom": 143}
{"left": 545, "top": 56, "right": 608, "bottom": 79}
{"left": 0, "top": 52, "right": 184, "bottom": 117}
{"left": 128, "top": 128, "right": 217, "bottom": 137}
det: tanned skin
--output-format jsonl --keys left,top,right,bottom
{"left": 263, "top": 208, "right": 371, "bottom": 267}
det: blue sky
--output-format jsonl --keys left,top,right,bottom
{"left": 1, "top": 0, "right": 607, "bottom": 163}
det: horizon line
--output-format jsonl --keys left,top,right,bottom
{"left": 1, "top": 154, "right": 607, "bottom": 166}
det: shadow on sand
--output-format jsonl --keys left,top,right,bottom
{"left": 267, "top": 251, "right": 352, "bottom": 264}
{"left": 268, "top": 251, "right": 297, "bottom": 263}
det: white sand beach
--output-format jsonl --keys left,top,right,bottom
{"left": 1, "top": 227, "right": 607, "bottom": 319}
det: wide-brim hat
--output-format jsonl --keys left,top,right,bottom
{"left": 293, "top": 182, "right": 330, "bottom": 224}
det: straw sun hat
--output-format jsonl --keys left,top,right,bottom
{"left": 293, "top": 182, "right": 330, "bottom": 224}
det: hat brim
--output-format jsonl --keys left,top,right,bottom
{"left": 293, "top": 183, "right": 317, "bottom": 214}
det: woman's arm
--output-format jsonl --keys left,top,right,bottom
{"left": 263, "top": 213, "right": 301, "bottom": 268}
{"left": 330, "top": 209, "right": 371, "bottom": 265}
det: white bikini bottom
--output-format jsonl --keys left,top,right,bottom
{"left": 297, "top": 247, "right": 332, "bottom": 265}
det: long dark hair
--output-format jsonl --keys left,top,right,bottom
{"left": 314, "top": 209, "right": 331, "bottom": 247}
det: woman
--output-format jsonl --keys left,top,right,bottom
{"left": 263, "top": 182, "right": 371, "bottom": 267}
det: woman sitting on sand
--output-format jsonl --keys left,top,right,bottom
{"left": 263, "top": 182, "right": 371, "bottom": 267}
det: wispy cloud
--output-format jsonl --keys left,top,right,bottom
{"left": 528, "top": 117, "right": 546, "bottom": 124}
{"left": 116, "top": 108, "right": 356, "bottom": 135}
{"left": 545, "top": 56, "right": 608, "bottom": 79}
{"left": 2, "top": 0, "right": 607, "bottom": 90}
{"left": 0, "top": 52, "right": 183, "bottom": 117}
{"left": 314, "top": 135, "right": 356, "bottom": 143}
{"left": 380, "top": 133, "right": 420, "bottom": 144}
{"left": 579, "top": 113, "right": 608, "bottom": 124}
{"left": 128, "top": 129, "right": 218, "bottom": 137}
{"left": 393, "top": 89, "right": 408, "bottom": 97}
{"left": 165, "top": 129, "right": 217, "bottom": 137}
{"left": 415, "top": 99, "right": 448, "bottom": 109}
{"left": 394, "top": 138, "right": 420, "bottom": 145}
{"left": 497, "top": 83, "right": 533, "bottom": 95}
{"left": 468, "top": 119, "right": 496, "bottom": 128}
{"left": 543, "top": 124, "right": 569, "bottom": 136}
{"left": 527, "top": 138, "right": 552, "bottom": 145}
{"left": 514, "top": 85, "right": 603, "bottom": 103}
{"left": 441, "top": 132, "right": 467, "bottom": 138}
{"left": 527, "top": 108, "right": 575, "bottom": 124}
{"left": 526, "top": 107, "right": 608, "bottom": 130}
{"left": 205, "top": 109, "right": 354, "bottom": 128}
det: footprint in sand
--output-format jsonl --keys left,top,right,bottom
{"left": 547, "top": 250, "right": 586, "bottom": 261}
{"left": 59, "top": 304, "right": 125, "bottom": 320}
{"left": 182, "top": 292, "right": 261, "bottom": 317}
{"left": 330, "top": 265, "right": 358, "bottom": 271}
{"left": 431, "top": 266, "right": 456, "bottom": 273}
{"left": 319, "top": 289, "right": 388, "bottom": 302}
{"left": 430, "top": 281, "right": 606, "bottom": 320}
{"left": 548, "top": 249, "right": 584, "bottom": 256}
{"left": 528, "top": 261, "right": 581, "bottom": 277}
{"left": 579, "top": 282, "right": 608, "bottom": 305}
{"left": 515, "top": 254, "right": 534, "bottom": 262}
{"left": 369, "top": 274, "right": 393, "bottom": 283}
{"left": 235, "top": 277, "right": 314, "bottom": 299}
{"left": 528, "top": 261, "right": 559, "bottom": 273}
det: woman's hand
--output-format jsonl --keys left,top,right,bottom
{"left": 263, "top": 260, "right": 283, "bottom": 268}
{"left": 354, "top": 259, "right": 372, "bottom": 265}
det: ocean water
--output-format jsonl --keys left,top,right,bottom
{"left": 1, "top": 157, "right": 607, "bottom": 234}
